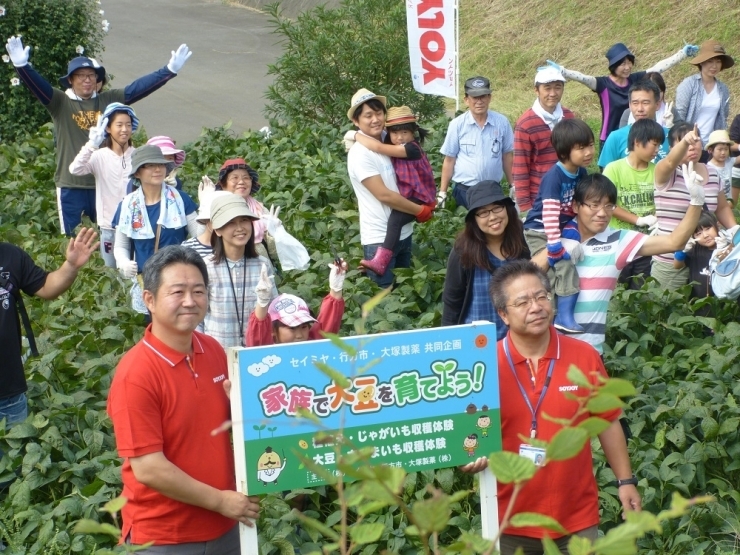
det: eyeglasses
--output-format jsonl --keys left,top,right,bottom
{"left": 474, "top": 205, "right": 506, "bottom": 219}
{"left": 506, "top": 292, "right": 552, "bottom": 310}
{"left": 227, "top": 175, "right": 252, "bottom": 184}
{"left": 73, "top": 72, "right": 97, "bottom": 82}
{"left": 582, "top": 202, "right": 617, "bottom": 212}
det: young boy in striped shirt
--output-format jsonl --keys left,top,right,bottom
{"left": 523, "top": 119, "right": 595, "bottom": 333}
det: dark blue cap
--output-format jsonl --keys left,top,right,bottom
{"left": 58, "top": 57, "right": 106, "bottom": 89}
{"left": 605, "top": 43, "right": 635, "bottom": 67}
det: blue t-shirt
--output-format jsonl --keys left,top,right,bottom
{"left": 463, "top": 253, "right": 508, "bottom": 340}
{"left": 598, "top": 123, "right": 670, "bottom": 168}
{"left": 524, "top": 163, "right": 587, "bottom": 233}
{"left": 112, "top": 191, "right": 197, "bottom": 272}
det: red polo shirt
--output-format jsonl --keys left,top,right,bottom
{"left": 107, "top": 326, "right": 236, "bottom": 545}
{"left": 497, "top": 327, "right": 621, "bottom": 538}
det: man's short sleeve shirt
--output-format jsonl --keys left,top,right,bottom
{"left": 107, "top": 327, "right": 236, "bottom": 545}
{"left": 0, "top": 243, "right": 48, "bottom": 400}
{"left": 497, "top": 327, "right": 621, "bottom": 538}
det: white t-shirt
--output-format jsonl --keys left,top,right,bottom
{"left": 708, "top": 158, "right": 735, "bottom": 199}
{"left": 696, "top": 85, "right": 720, "bottom": 145}
{"left": 347, "top": 143, "right": 414, "bottom": 245}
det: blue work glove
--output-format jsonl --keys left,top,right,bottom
{"left": 683, "top": 44, "right": 699, "bottom": 57}
{"left": 546, "top": 59, "right": 563, "bottom": 72}
{"left": 546, "top": 241, "right": 570, "bottom": 268}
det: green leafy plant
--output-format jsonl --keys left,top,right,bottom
{"left": 263, "top": 0, "right": 446, "bottom": 128}
{"left": 0, "top": 0, "right": 104, "bottom": 141}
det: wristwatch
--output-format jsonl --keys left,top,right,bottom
{"left": 616, "top": 474, "right": 638, "bottom": 487}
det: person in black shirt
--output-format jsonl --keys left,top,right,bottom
{"left": 0, "top": 228, "right": 98, "bottom": 426}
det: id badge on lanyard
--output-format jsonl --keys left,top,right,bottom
{"left": 503, "top": 338, "right": 555, "bottom": 452}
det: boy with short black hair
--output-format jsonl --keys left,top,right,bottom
{"left": 602, "top": 118, "right": 665, "bottom": 287}
{"left": 523, "top": 118, "right": 595, "bottom": 333}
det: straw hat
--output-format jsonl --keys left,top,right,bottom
{"left": 691, "top": 40, "right": 734, "bottom": 70}
{"left": 385, "top": 106, "right": 417, "bottom": 127}
{"left": 347, "top": 88, "right": 387, "bottom": 121}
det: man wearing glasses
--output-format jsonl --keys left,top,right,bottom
{"left": 439, "top": 76, "right": 514, "bottom": 209}
{"left": 5, "top": 36, "right": 192, "bottom": 235}
{"left": 567, "top": 169, "right": 704, "bottom": 354}
{"left": 461, "top": 259, "right": 641, "bottom": 554}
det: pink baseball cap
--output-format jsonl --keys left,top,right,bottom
{"left": 146, "top": 136, "right": 186, "bottom": 166}
{"left": 268, "top": 294, "right": 316, "bottom": 328}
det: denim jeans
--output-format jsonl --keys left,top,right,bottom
{"left": 451, "top": 183, "right": 471, "bottom": 209}
{"left": 0, "top": 393, "right": 27, "bottom": 428}
{"left": 363, "top": 235, "right": 413, "bottom": 288}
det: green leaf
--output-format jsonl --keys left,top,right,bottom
{"left": 566, "top": 534, "right": 594, "bottom": 555}
{"left": 598, "top": 377, "right": 636, "bottom": 397}
{"left": 509, "top": 512, "right": 566, "bottom": 534}
{"left": 72, "top": 519, "right": 121, "bottom": 538}
{"left": 546, "top": 427, "right": 589, "bottom": 461}
{"left": 293, "top": 512, "right": 340, "bottom": 541}
{"left": 320, "top": 332, "right": 358, "bottom": 358}
{"left": 313, "top": 361, "right": 351, "bottom": 389}
{"left": 542, "top": 536, "right": 562, "bottom": 555}
{"left": 349, "top": 522, "right": 385, "bottom": 544}
{"left": 566, "top": 365, "right": 592, "bottom": 388}
{"left": 102, "top": 495, "right": 127, "bottom": 514}
{"left": 718, "top": 417, "right": 740, "bottom": 435}
{"left": 411, "top": 496, "right": 451, "bottom": 533}
{"left": 361, "top": 286, "right": 392, "bottom": 319}
{"left": 585, "top": 393, "right": 624, "bottom": 413}
{"left": 577, "top": 416, "right": 612, "bottom": 437}
{"left": 488, "top": 451, "right": 536, "bottom": 484}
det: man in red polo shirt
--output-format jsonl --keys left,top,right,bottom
{"left": 107, "top": 246, "right": 259, "bottom": 552}
{"left": 462, "top": 260, "right": 640, "bottom": 554}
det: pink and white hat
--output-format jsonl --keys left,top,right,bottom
{"left": 146, "top": 136, "right": 186, "bottom": 166}
{"left": 268, "top": 294, "right": 316, "bottom": 328}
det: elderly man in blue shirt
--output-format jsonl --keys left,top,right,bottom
{"left": 439, "top": 76, "right": 515, "bottom": 209}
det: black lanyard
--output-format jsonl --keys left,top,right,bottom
{"left": 226, "top": 254, "right": 247, "bottom": 347}
{"left": 503, "top": 337, "right": 555, "bottom": 439}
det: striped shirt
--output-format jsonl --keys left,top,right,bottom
{"left": 181, "top": 237, "right": 212, "bottom": 259}
{"left": 523, "top": 163, "right": 586, "bottom": 242}
{"left": 513, "top": 108, "right": 574, "bottom": 212}
{"left": 654, "top": 166, "right": 720, "bottom": 264}
{"left": 567, "top": 228, "right": 646, "bottom": 353}
{"left": 201, "top": 255, "right": 277, "bottom": 349}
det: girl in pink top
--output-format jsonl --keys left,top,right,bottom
{"left": 69, "top": 103, "right": 138, "bottom": 267}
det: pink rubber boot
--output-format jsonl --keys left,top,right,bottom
{"left": 360, "top": 247, "right": 393, "bottom": 275}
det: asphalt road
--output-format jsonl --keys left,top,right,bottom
{"left": 100, "top": 0, "right": 282, "bottom": 143}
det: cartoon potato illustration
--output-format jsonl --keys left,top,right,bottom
{"left": 256, "top": 446, "right": 287, "bottom": 485}
{"left": 357, "top": 385, "right": 375, "bottom": 402}
{"left": 463, "top": 433, "right": 478, "bottom": 457}
{"left": 476, "top": 414, "right": 491, "bottom": 438}
{"left": 298, "top": 439, "right": 309, "bottom": 449}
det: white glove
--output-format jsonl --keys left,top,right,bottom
{"left": 343, "top": 130, "right": 357, "bottom": 152}
{"left": 436, "top": 190, "right": 447, "bottom": 208}
{"left": 119, "top": 259, "right": 138, "bottom": 279}
{"left": 167, "top": 44, "right": 192, "bottom": 74}
{"left": 682, "top": 237, "right": 696, "bottom": 254}
{"left": 682, "top": 162, "right": 705, "bottom": 206}
{"left": 662, "top": 101, "right": 674, "bottom": 128}
{"left": 635, "top": 214, "right": 658, "bottom": 229}
{"left": 88, "top": 115, "right": 108, "bottom": 148}
{"left": 198, "top": 175, "right": 216, "bottom": 204}
{"left": 328, "top": 259, "right": 347, "bottom": 293}
{"left": 560, "top": 238, "right": 584, "bottom": 264}
{"left": 716, "top": 231, "right": 732, "bottom": 252}
{"left": 255, "top": 263, "right": 274, "bottom": 308}
{"left": 262, "top": 205, "right": 282, "bottom": 236}
{"left": 5, "top": 36, "right": 29, "bottom": 67}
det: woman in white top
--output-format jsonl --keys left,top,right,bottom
{"left": 69, "top": 103, "right": 137, "bottom": 267}
{"left": 675, "top": 40, "right": 734, "bottom": 147}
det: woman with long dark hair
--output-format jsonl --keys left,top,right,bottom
{"left": 442, "top": 181, "right": 530, "bottom": 340}
{"left": 202, "top": 193, "right": 277, "bottom": 348}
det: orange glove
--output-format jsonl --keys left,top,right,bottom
{"left": 416, "top": 203, "right": 435, "bottom": 223}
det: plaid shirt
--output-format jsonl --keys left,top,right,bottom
{"left": 201, "top": 255, "right": 277, "bottom": 349}
{"left": 463, "top": 253, "right": 508, "bottom": 340}
{"left": 392, "top": 142, "right": 436, "bottom": 204}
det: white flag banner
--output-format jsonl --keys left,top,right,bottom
{"left": 407, "top": 0, "right": 457, "bottom": 99}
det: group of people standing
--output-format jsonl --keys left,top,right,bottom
{"left": 2, "top": 31, "right": 738, "bottom": 555}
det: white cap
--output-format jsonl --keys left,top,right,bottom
{"left": 534, "top": 67, "right": 566, "bottom": 85}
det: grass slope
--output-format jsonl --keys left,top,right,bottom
{"left": 459, "top": 0, "right": 740, "bottom": 127}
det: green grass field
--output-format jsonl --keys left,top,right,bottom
{"left": 458, "top": 0, "right": 740, "bottom": 126}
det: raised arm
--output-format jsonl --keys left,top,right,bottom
{"left": 123, "top": 44, "right": 192, "bottom": 104}
{"left": 34, "top": 228, "right": 99, "bottom": 299}
{"left": 546, "top": 60, "right": 597, "bottom": 91}
{"left": 654, "top": 124, "right": 699, "bottom": 186}
{"left": 69, "top": 115, "right": 108, "bottom": 177}
{"left": 6, "top": 36, "right": 54, "bottom": 105}
{"left": 645, "top": 45, "right": 696, "bottom": 73}
{"left": 639, "top": 163, "right": 703, "bottom": 257}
